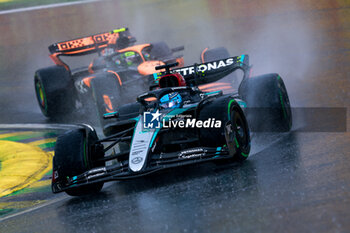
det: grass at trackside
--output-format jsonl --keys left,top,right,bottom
{"left": 0, "top": 0, "right": 90, "bottom": 11}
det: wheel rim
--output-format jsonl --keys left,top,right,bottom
{"left": 35, "top": 80, "right": 46, "bottom": 110}
{"left": 230, "top": 109, "right": 249, "bottom": 148}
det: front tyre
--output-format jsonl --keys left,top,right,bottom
{"left": 53, "top": 126, "right": 104, "bottom": 196}
{"left": 223, "top": 105, "right": 251, "bottom": 161}
{"left": 198, "top": 96, "right": 250, "bottom": 161}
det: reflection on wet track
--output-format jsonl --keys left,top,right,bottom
{"left": 0, "top": 0, "right": 349, "bottom": 232}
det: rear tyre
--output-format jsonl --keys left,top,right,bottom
{"left": 53, "top": 126, "right": 104, "bottom": 196}
{"left": 34, "top": 66, "right": 75, "bottom": 119}
{"left": 198, "top": 95, "right": 250, "bottom": 161}
{"left": 239, "top": 73, "right": 292, "bottom": 132}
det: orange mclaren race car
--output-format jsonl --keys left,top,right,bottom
{"left": 34, "top": 28, "right": 185, "bottom": 124}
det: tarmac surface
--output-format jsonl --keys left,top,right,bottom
{"left": 0, "top": 0, "right": 349, "bottom": 232}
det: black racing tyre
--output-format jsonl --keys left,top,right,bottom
{"left": 53, "top": 127, "right": 104, "bottom": 196}
{"left": 198, "top": 95, "right": 250, "bottom": 161}
{"left": 34, "top": 66, "right": 75, "bottom": 118}
{"left": 226, "top": 106, "right": 251, "bottom": 161}
{"left": 239, "top": 73, "right": 292, "bottom": 132}
{"left": 201, "top": 47, "right": 230, "bottom": 63}
{"left": 90, "top": 74, "right": 121, "bottom": 128}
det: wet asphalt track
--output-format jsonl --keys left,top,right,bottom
{"left": 0, "top": 0, "right": 350, "bottom": 232}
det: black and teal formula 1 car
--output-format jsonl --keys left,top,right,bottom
{"left": 52, "top": 55, "right": 292, "bottom": 196}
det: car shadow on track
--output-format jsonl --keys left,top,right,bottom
{"left": 62, "top": 132, "right": 299, "bottom": 204}
{"left": 55, "top": 132, "right": 301, "bottom": 233}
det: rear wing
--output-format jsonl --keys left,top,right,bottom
{"left": 49, "top": 28, "right": 135, "bottom": 56}
{"left": 48, "top": 28, "right": 136, "bottom": 70}
{"left": 150, "top": 55, "right": 250, "bottom": 87}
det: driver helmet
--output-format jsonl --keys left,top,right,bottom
{"left": 124, "top": 51, "right": 138, "bottom": 65}
{"left": 143, "top": 52, "right": 151, "bottom": 60}
{"left": 160, "top": 92, "right": 183, "bottom": 109}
